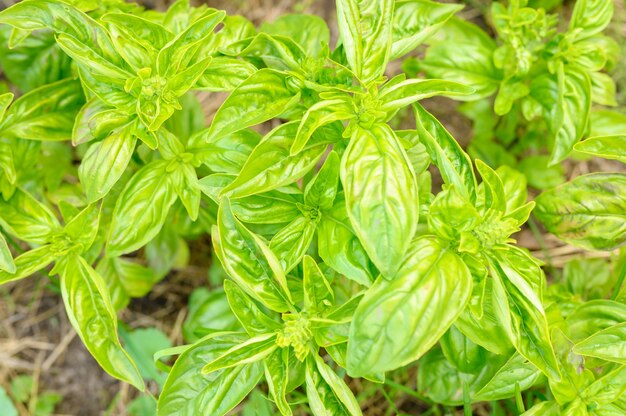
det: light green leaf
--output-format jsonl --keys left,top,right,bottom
{"left": 60, "top": 255, "right": 144, "bottom": 390}
{"left": 264, "top": 348, "right": 292, "bottom": 416}
{"left": 202, "top": 333, "right": 277, "bottom": 374}
{"left": 207, "top": 69, "right": 300, "bottom": 141}
{"left": 336, "top": 0, "right": 393, "bottom": 84}
{"left": 391, "top": 0, "right": 463, "bottom": 59}
{"left": 347, "top": 236, "right": 471, "bottom": 376}
{"left": 107, "top": 160, "right": 178, "bottom": 257}
{"left": 305, "top": 151, "right": 340, "bottom": 211}
{"left": 307, "top": 354, "right": 362, "bottom": 416}
{"left": 474, "top": 354, "right": 543, "bottom": 401}
{"left": 569, "top": 0, "right": 613, "bottom": 40}
{"left": 414, "top": 103, "right": 477, "bottom": 203}
{"left": 303, "top": 256, "right": 334, "bottom": 314}
{"left": 224, "top": 280, "right": 281, "bottom": 336}
{"left": 158, "top": 333, "right": 263, "bottom": 416}
{"left": 0, "top": 79, "right": 84, "bottom": 142}
{"left": 261, "top": 14, "right": 330, "bottom": 59}
{"left": 491, "top": 248, "right": 560, "bottom": 380}
{"left": 574, "top": 323, "right": 626, "bottom": 365}
{"left": 0, "top": 27, "right": 72, "bottom": 92}
{"left": 574, "top": 135, "right": 626, "bottom": 163}
{"left": 0, "top": 188, "right": 60, "bottom": 244}
{"left": 0, "top": 234, "right": 15, "bottom": 273}
{"left": 214, "top": 198, "right": 291, "bottom": 312}
{"left": 340, "top": 124, "right": 418, "bottom": 279}
{"left": 379, "top": 78, "right": 475, "bottom": 113}
{"left": 317, "top": 196, "right": 376, "bottom": 287}
{"left": 79, "top": 123, "right": 137, "bottom": 203}
{"left": 534, "top": 173, "right": 626, "bottom": 251}
{"left": 196, "top": 57, "right": 257, "bottom": 92}
{"left": 0, "top": 245, "right": 56, "bottom": 285}
{"left": 221, "top": 122, "right": 327, "bottom": 199}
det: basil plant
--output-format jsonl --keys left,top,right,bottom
{"left": 0, "top": 0, "right": 624, "bottom": 414}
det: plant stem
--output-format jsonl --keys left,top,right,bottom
{"left": 515, "top": 382, "right": 525, "bottom": 414}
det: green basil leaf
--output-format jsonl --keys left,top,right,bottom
{"left": 183, "top": 287, "right": 242, "bottom": 342}
{"left": 590, "top": 71, "right": 617, "bottom": 106}
{"left": 496, "top": 165, "right": 529, "bottom": 214}
{"left": 107, "top": 160, "right": 178, "bottom": 257}
{"left": 261, "top": 14, "right": 330, "bottom": 59}
{"left": 419, "top": 22, "right": 500, "bottom": 99}
{"left": 590, "top": 110, "right": 626, "bottom": 137}
{"left": 224, "top": 280, "right": 281, "bottom": 336}
{"left": 414, "top": 103, "right": 477, "bottom": 203}
{"left": 0, "top": 92, "right": 13, "bottom": 122}
{"left": 317, "top": 196, "right": 376, "bottom": 287}
{"left": 548, "top": 329, "right": 594, "bottom": 406}
{"left": 203, "top": 14, "right": 256, "bottom": 55}
{"left": 534, "top": 173, "right": 626, "bottom": 251}
{"left": 221, "top": 33, "right": 305, "bottom": 71}
{"left": 59, "top": 255, "right": 144, "bottom": 390}
{"left": 0, "top": 245, "right": 56, "bottom": 285}
{"left": 201, "top": 333, "right": 277, "bottom": 374}
{"left": 562, "top": 260, "right": 615, "bottom": 301}
{"left": 569, "top": 0, "right": 613, "bottom": 41}
{"left": 491, "top": 249, "right": 560, "bottom": 380}
{"left": 214, "top": 197, "right": 292, "bottom": 312}
{"left": 207, "top": 69, "right": 300, "bottom": 141}
{"left": 0, "top": 79, "right": 84, "bottom": 141}
{"left": 63, "top": 203, "right": 100, "bottom": 252}
{"left": 55, "top": 33, "right": 131, "bottom": 85}
{"left": 551, "top": 67, "right": 592, "bottom": 164}
{"left": 158, "top": 333, "right": 263, "bottom": 416}
{"left": 196, "top": 57, "right": 257, "bottom": 92}
{"left": 303, "top": 255, "right": 334, "bottom": 315}
{"left": 391, "top": 0, "right": 463, "bottom": 59}
{"left": 0, "top": 0, "right": 121, "bottom": 65}
{"left": 522, "top": 401, "right": 560, "bottom": 415}
{"left": 0, "top": 188, "right": 60, "bottom": 244}
{"left": 474, "top": 354, "right": 543, "bottom": 401}
{"left": 291, "top": 100, "right": 353, "bottom": 155}
{"left": 0, "top": 27, "right": 72, "bottom": 92}
{"left": 440, "top": 325, "right": 487, "bottom": 374}
{"left": 199, "top": 174, "right": 302, "bottom": 225}
{"left": 582, "top": 365, "right": 626, "bottom": 405}
{"left": 72, "top": 99, "right": 131, "bottom": 146}
{"left": 341, "top": 124, "right": 418, "bottom": 279}
{"left": 171, "top": 161, "right": 200, "bottom": 221}
{"left": 190, "top": 129, "right": 261, "bottom": 175}
{"left": 530, "top": 68, "right": 591, "bottom": 165}
{"left": 157, "top": 10, "right": 225, "bottom": 77}
{"left": 336, "top": 0, "right": 393, "bottom": 84}
{"left": 270, "top": 216, "right": 318, "bottom": 274}
{"left": 304, "top": 151, "right": 340, "bottom": 210}
{"left": 79, "top": 123, "right": 137, "bottom": 203}
{"left": 428, "top": 185, "right": 480, "bottom": 242}
{"left": 574, "top": 135, "right": 626, "bottom": 163}
{"left": 455, "top": 277, "right": 515, "bottom": 355}
{"left": 379, "top": 78, "right": 475, "bottom": 113}
{"left": 566, "top": 300, "right": 626, "bottom": 342}
{"left": 347, "top": 236, "right": 471, "bottom": 376}
{"left": 574, "top": 323, "right": 626, "bottom": 365}
{"left": 264, "top": 348, "right": 292, "bottom": 416}
{"left": 476, "top": 159, "right": 506, "bottom": 214}
{"left": 0, "top": 234, "right": 15, "bottom": 273}
{"left": 101, "top": 12, "right": 170, "bottom": 72}
{"left": 307, "top": 354, "right": 362, "bottom": 416}
{"left": 221, "top": 122, "right": 327, "bottom": 199}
